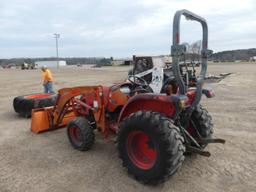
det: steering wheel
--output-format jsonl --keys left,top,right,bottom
{"left": 128, "top": 75, "right": 148, "bottom": 87}
{"left": 127, "top": 75, "right": 153, "bottom": 94}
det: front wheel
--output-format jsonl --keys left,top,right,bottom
{"left": 117, "top": 111, "right": 185, "bottom": 184}
{"left": 67, "top": 117, "right": 95, "bottom": 151}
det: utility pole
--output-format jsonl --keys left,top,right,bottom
{"left": 54, "top": 33, "right": 60, "bottom": 68}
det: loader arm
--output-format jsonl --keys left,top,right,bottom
{"left": 31, "top": 86, "right": 106, "bottom": 133}
{"left": 52, "top": 86, "right": 104, "bottom": 128}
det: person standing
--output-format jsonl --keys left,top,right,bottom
{"left": 41, "top": 66, "right": 55, "bottom": 93}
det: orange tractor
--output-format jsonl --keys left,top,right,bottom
{"left": 29, "top": 10, "right": 225, "bottom": 183}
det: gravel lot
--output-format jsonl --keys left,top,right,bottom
{"left": 0, "top": 64, "right": 255, "bottom": 192}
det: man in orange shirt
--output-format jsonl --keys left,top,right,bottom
{"left": 41, "top": 66, "right": 55, "bottom": 93}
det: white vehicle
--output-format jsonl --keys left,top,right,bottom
{"left": 128, "top": 55, "right": 199, "bottom": 94}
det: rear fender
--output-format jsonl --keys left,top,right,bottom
{"left": 118, "top": 94, "right": 187, "bottom": 123}
{"left": 186, "top": 88, "right": 215, "bottom": 105}
{"left": 202, "top": 88, "right": 215, "bottom": 98}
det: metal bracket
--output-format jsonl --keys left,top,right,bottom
{"left": 198, "top": 138, "right": 226, "bottom": 144}
{"left": 186, "top": 145, "right": 211, "bottom": 157}
{"left": 171, "top": 45, "right": 186, "bottom": 56}
{"left": 201, "top": 49, "right": 213, "bottom": 58}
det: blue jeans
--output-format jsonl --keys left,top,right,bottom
{"left": 43, "top": 82, "right": 55, "bottom": 93}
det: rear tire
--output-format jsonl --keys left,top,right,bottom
{"left": 187, "top": 105, "right": 214, "bottom": 148}
{"left": 67, "top": 117, "right": 95, "bottom": 151}
{"left": 13, "top": 93, "right": 57, "bottom": 118}
{"left": 117, "top": 111, "right": 185, "bottom": 184}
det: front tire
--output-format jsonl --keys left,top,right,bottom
{"left": 67, "top": 117, "right": 95, "bottom": 151}
{"left": 117, "top": 111, "right": 185, "bottom": 184}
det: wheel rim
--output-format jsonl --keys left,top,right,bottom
{"left": 126, "top": 131, "right": 157, "bottom": 170}
{"left": 69, "top": 126, "right": 83, "bottom": 146}
{"left": 25, "top": 93, "right": 52, "bottom": 99}
{"left": 187, "top": 121, "right": 197, "bottom": 137}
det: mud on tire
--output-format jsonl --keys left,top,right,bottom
{"left": 117, "top": 111, "right": 185, "bottom": 184}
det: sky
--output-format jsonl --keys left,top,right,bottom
{"left": 0, "top": 0, "right": 255, "bottom": 58}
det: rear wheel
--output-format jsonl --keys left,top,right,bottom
{"left": 187, "top": 105, "right": 213, "bottom": 148}
{"left": 67, "top": 117, "right": 95, "bottom": 151}
{"left": 117, "top": 111, "right": 185, "bottom": 184}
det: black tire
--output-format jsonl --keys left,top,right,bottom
{"left": 190, "top": 105, "right": 214, "bottom": 148}
{"left": 13, "top": 93, "right": 57, "bottom": 118}
{"left": 67, "top": 117, "right": 95, "bottom": 151}
{"left": 117, "top": 111, "right": 185, "bottom": 184}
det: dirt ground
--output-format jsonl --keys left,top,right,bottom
{"left": 0, "top": 64, "right": 255, "bottom": 192}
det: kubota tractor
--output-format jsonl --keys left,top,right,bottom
{"left": 30, "top": 9, "right": 225, "bottom": 184}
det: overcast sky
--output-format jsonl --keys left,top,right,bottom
{"left": 0, "top": 0, "right": 255, "bottom": 58}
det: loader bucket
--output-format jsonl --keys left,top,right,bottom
{"left": 31, "top": 107, "right": 52, "bottom": 133}
{"left": 31, "top": 107, "right": 76, "bottom": 133}
{"left": 59, "top": 111, "right": 76, "bottom": 127}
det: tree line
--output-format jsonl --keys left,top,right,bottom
{"left": 0, "top": 57, "right": 112, "bottom": 67}
{"left": 1, "top": 48, "right": 256, "bottom": 67}
{"left": 210, "top": 48, "right": 256, "bottom": 62}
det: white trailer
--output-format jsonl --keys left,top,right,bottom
{"left": 35, "top": 60, "right": 67, "bottom": 68}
